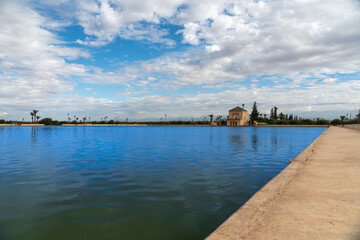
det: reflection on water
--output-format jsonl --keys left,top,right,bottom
{"left": 0, "top": 126, "right": 326, "bottom": 240}
{"left": 228, "top": 133, "right": 247, "bottom": 154}
{"left": 252, "top": 133, "right": 258, "bottom": 153}
{"left": 271, "top": 134, "right": 278, "bottom": 150}
{"left": 31, "top": 127, "right": 38, "bottom": 143}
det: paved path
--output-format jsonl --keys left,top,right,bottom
{"left": 208, "top": 127, "right": 360, "bottom": 240}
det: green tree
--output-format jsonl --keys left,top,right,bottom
{"left": 209, "top": 114, "right": 214, "bottom": 122}
{"left": 215, "top": 115, "right": 223, "bottom": 125}
{"left": 39, "top": 118, "right": 53, "bottom": 125}
{"left": 331, "top": 119, "right": 341, "bottom": 125}
{"left": 274, "top": 107, "right": 278, "bottom": 120}
{"left": 340, "top": 115, "right": 346, "bottom": 126}
{"left": 250, "top": 101, "right": 259, "bottom": 121}
{"left": 279, "top": 112, "right": 286, "bottom": 120}
{"left": 30, "top": 112, "right": 35, "bottom": 123}
{"left": 32, "top": 110, "right": 39, "bottom": 123}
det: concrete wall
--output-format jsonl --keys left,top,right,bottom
{"left": 343, "top": 124, "right": 360, "bottom": 130}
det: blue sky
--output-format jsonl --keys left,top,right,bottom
{"left": 0, "top": 0, "right": 360, "bottom": 121}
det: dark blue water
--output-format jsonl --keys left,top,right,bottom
{"left": 0, "top": 126, "right": 325, "bottom": 240}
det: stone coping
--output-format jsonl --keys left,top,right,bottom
{"left": 343, "top": 124, "right": 360, "bottom": 130}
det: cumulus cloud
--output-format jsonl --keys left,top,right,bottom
{"left": 73, "top": 0, "right": 182, "bottom": 46}
{"left": 2, "top": 0, "right": 360, "bottom": 120}
{"left": 68, "top": 0, "right": 360, "bottom": 86}
{"left": 0, "top": 1, "right": 90, "bottom": 108}
{"left": 29, "top": 76, "right": 358, "bottom": 121}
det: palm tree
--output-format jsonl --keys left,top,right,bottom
{"left": 340, "top": 115, "right": 346, "bottom": 127}
{"left": 274, "top": 107, "right": 278, "bottom": 120}
{"left": 36, "top": 116, "right": 40, "bottom": 123}
{"left": 30, "top": 112, "right": 35, "bottom": 123}
{"left": 209, "top": 114, "right": 214, "bottom": 122}
{"left": 32, "top": 110, "right": 38, "bottom": 122}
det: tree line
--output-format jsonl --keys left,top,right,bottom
{"left": 1, "top": 107, "right": 359, "bottom": 126}
{"left": 250, "top": 101, "right": 360, "bottom": 125}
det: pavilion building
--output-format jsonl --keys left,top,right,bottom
{"left": 226, "top": 106, "right": 249, "bottom": 126}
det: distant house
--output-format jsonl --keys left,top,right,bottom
{"left": 226, "top": 106, "right": 249, "bottom": 126}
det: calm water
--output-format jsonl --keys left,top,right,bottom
{"left": 0, "top": 126, "right": 325, "bottom": 240}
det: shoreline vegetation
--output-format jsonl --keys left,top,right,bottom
{"left": 0, "top": 122, "right": 341, "bottom": 127}
{"left": 0, "top": 118, "right": 358, "bottom": 127}
{"left": 1, "top": 103, "right": 359, "bottom": 126}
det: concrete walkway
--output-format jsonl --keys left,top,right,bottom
{"left": 207, "top": 126, "right": 360, "bottom": 240}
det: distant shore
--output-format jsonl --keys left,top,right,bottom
{"left": 0, "top": 124, "right": 45, "bottom": 127}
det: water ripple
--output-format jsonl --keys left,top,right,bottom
{"left": 0, "top": 126, "right": 325, "bottom": 240}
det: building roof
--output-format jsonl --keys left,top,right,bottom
{"left": 229, "top": 106, "right": 247, "bottom": 112}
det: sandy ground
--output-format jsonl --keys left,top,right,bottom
{"left": 207, "top": 126, "right": 360, "bottom": 240}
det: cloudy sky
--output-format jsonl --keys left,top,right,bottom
{"left": 1, "top": 0, "right": 360, "bottom": 121}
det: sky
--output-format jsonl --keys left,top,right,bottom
{"left": 1, "top": 0, "right": 360, "bottom": 121}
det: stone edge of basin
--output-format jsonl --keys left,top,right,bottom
{"left": 206, "top": 126, "right": 330, "bottom": 240}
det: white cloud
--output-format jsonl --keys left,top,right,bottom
{"left": 0, "top": 1, "right": 90, "bottom": 109}
{"left": 3, "top": 74, "right": 359, "bottom": 120}
{"left": 74, "top": 0, "right": 183, "bottom": 46}
{"left": 67, "top": 0, "right": 360, "bottom": 87}
{"left": 2, "top": 0, "right": 360, "bottom": 120}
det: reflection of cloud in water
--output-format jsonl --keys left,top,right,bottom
{"left": 228, "top": 134, "right": 248, "bottom": 154}
{"left": 0, "top": 126, "right": 326, "bottom": 240}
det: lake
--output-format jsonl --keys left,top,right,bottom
{"left": 0, "top": 126, "right": 326, "bottom": 240}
